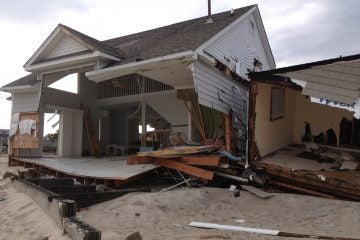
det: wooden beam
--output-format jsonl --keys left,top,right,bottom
{"left": 155, "top": 158, "right": 214, "bottom": 181}
{"left": 181, "top": 155, "right": 225, "bottom": 166}
{"left": 270, "top": 180, "right": 336, "bottom": 199}
{"left": 127, "top": 156, "right": 154, "bottom": 165}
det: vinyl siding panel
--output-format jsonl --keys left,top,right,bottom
{"left": 205, "top": 13, "right": 272, "bottom": 79}
{"left": 12, "top": 92, "right": 40, "bottom": 113}
{"left": 193, "top": 62, "right": 248, "bottom": 123}
{"left": 46, "top": 35, "right": 88, "bottom": 59}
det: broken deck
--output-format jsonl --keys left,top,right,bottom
{"left": 9, "top": 156, "right": 158, "bottom": 187}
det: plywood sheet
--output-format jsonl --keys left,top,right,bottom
{"left": 12, "top": 112, "right": 39, "bottom": 149}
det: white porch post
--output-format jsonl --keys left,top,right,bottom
{"left": 141, "top": 100, "right": 146, "bottom": 147}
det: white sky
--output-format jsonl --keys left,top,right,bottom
{"left": 0, "top": 0, "right": 359, "bottom": 129}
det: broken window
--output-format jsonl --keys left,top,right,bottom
{"left": 270, "top": 87, "right": 285, "bottom": 121}
{"left": 48, "top": 73, "right": 78, "bottom": 94}
{"left": 249, "top": 20, "right": 255, "bottom": 36}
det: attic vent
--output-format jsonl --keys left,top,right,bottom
{"left": 249, "top": 20, "right": 255, "bottom": 36}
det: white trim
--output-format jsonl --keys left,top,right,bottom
{"left": 0, "top": 82, "right": 41, "bottom": 93}
{"left": 39, "top": 62, "right": 96, "bottom": 75}
{"left": 25, "top": 51, "right": 101, "bottom": 72}
{"left": 253, "top": 7, "right": 276, "bottom": 68}
{"left": 194, "top": 6, "right": 256, "bottom": 55}
{"left": 86, "top": 51, "right": 194, "bottom": 82}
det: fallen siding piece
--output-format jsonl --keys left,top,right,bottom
{"left": 181, "top": 155, "right": 225, "bottom": 166}
{"left": 240, "top": 185, "right": 274, "bottom": 199}
{"left": 155, "top": 158, "right": 214, "bottom": 180}
{"left": 189, "top": 222, "right": 360, "bottom": 240}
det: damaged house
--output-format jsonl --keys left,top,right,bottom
{"left": 0, "top": 5, "right": 274, "bottom": 161}
{"left": 248, "top": 54, "right": 360, "bottom": 200}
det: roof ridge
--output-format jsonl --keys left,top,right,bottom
{"left": 103, "top": 4, "right": 256, "bottom": 43}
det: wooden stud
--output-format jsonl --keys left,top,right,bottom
{"left": 155, "top": 158, "right": 214, "bottom": 181}
{"left": 181, "top": 155, "right": 225, "bottom": 166}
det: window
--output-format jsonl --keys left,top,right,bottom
{"left": 249, "top": 20, "right": 255, "bottom": 36}
{"left": 270, "top": 87, "right": 285, "bottom": 121}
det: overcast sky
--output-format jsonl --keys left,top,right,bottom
{"left": 0, "top": 0, "right": 359, "bottom": 129}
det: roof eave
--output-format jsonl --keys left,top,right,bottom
{"left": 86, "top": 50, "right": 194, "bottom": 82}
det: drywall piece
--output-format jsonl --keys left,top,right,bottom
{"left": 240, "top": 185, "right": 274, "bottom": 199}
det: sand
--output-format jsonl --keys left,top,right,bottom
{"left": 0, "top": 155, "right": 70, "bottom": 240}
{"left": 1, "top": 154, "right": 360, "bottom": 240}
{"left": 80, "top": 186, "right": 360, "bottom": 240}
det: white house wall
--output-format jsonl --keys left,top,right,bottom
{"left": 145, "top": 92, "right": 189, "bottom": 134}
{"left": 204, "top": 13, "right": 272, "bottom": 79}
{"left": 192, "top": 62, "right": 248, "bottom": 123}
{"left": 45, "top": 35, "right": 88, "bottom": 59}
{"left": 12, "top": 92, "right": 40, "bottom": 113}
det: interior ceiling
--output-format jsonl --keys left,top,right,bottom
{"left": 139, "top": 61, "right": 194, "bottom": 88}
{"left": 278, "top": 59, "right": 360, "bottom": 105}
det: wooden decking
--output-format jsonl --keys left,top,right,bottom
{"left": 9, "top": 156, "right": 158, "bottom": 187}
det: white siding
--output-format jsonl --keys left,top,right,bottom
{"left": 193, "top": 62, "right": 248, "bottom": 122}
{"left": 204, "top": 13, "right": 272, "bottom": 79}
{"left": 12, "top": 92, "right": 40, "bottom": 113}
{"left": 45, "top": 35, "right": 88, "bottom": 59}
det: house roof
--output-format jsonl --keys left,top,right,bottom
{"left": 103, "top": 5, "right": 255, "bottom": 66}
{"left": 58, "top": 24, "right": 125, "bottom": 59}
{"left": 1, "top": 73, "right": 38, "bottom": 89}
{"left": 4, "top": 5, "right": 255, "bottom": 89}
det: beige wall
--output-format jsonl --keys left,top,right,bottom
{"left": 293, "top": 93, "right": 354, "bottom": 144}
{"left": 254, "top": 83, "right": 296, "bottom": 157}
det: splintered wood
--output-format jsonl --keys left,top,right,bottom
{"left": 155, "top": 158, "right": 214, "bottom": 181}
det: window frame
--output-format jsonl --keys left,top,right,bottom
{"left": 270, "top": 87, "right": 285, "bottom": 121}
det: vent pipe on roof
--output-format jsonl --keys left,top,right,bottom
{"left": 206, "top": 0, "right": 213, "bottom": 24}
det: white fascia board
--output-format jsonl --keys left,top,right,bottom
{"left": 25, "top": 51, "right": 101, "bottom": 72}
{"left": 194, "top": 5, "right": 257, "bottom": 56}
{"left": 253, "top": 7, "right": 276, "bottom": 69}
{"left": 24, "top": 26, "right": 62, "bottom": 68}
{"left": 86, "top": 51, "right": 194, "bottom": 82}
{"left": 0, "top": 82, "right": 41, "bottom": 93}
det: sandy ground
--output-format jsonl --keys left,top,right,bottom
{"left": 0, "top": 155, "right": 70, "bottom": 240}
{"left": 80, "top": 186, "right": 360, "bottom": 240}
{"left": 1, "top": 154, "right": 360, "bottom": 240}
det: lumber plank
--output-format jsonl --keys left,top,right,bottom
{"left": 181, "top": 155, "right": 225, "bottom": 166}
{"left": 155, "top": 158, "right": 214, "bottom": 180}
{"left": 270, "top": 180, "right": 336, "bottom": 199}
{"left": 127, "top": 156, "right": 154, "bottom": 165}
